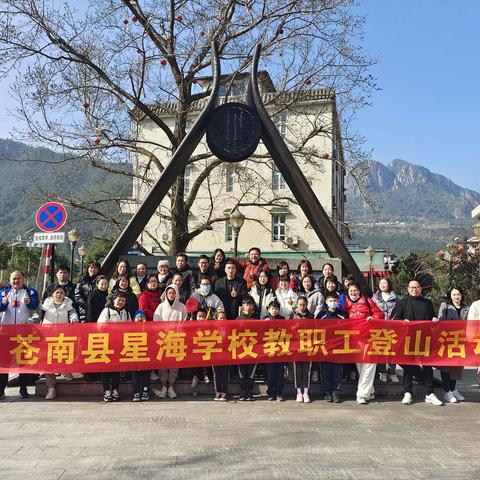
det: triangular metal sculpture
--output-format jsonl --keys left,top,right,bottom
{"left": 102, "top": 42, "right": 370, "bottom": 295}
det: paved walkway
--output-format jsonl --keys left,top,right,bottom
{"left": 2, "top": 370, "right": 480, "bottom": 480}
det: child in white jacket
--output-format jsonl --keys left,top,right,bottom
{"left": 98, "top": 292, "right": 132, "bottom": 402}
{"left": 38, "top": 285, "right": 79, "bottom": 400}
{"left": 153, "top": 284, "right": 186, "bottom": 398}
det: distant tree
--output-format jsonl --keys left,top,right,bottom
{"left": 0, "top": 0, "right": 377, "bottom": 254}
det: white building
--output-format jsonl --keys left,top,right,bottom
{"left": 126, "top": 72, "right": 347, "bottom": 259}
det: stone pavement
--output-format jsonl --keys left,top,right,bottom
{"left": 2, "top": 369, "right": 480, "bottom": 480}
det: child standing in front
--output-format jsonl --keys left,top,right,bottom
{"left": 263, "top": 300, "right": 286, "bottom": 401}
{"left": 97, "top": 292, "right": 132, "bottom": 402}
{"left": 131, "top": 309, "right": 151, "bottom": 402}
{"left": 317, "top": 292, "right": 345, "bottom": 403}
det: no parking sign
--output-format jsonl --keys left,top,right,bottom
{"left": 35, "top": 202, "right": 67, "bottom": 233}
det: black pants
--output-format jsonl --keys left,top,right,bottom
{"left": 266, "top": 363, "right": 285, "bottom": 398}
{"left": 213, "top": 365, "right": 229, "bottom": 394}
{"left": 101, "top": 372, "right": 120, "bottom": 392}
{"left": 441, "top": 371, "right": 456, "bottom": 392}
{"left": 294, "top": 362, "right": 312, "bottom": 390}
{"left": 131, "top": 370, "right": 151, "bottom": 394}
{"left": 0, "top": 373, "right": 29, "bottom": 393}
{"left": 238, "top": 364, "right": 257, "bottom": 395}
{"left": 402, "top": 365, "right": 433, "bottom": 395}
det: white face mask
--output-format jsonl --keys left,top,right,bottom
{"left": 200, "top": 285, "right": 211, "bottom": 296}
{"left": 327, "top": 301, "right": 339, "bottom": 310}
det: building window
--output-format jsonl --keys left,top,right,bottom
{"left": 225, "top": 221, "right": 232, "bottom": 241}
{"left": 273, "top": 112, "right": 287, "bottom": 138}
{"left": 226, "top": 166, "right": 234, "bottom": 192}
{"left": 272, "top": 164, "right": 286, "bottom": 190}
{"left": 184, "top": 165, "right": 193, "bottom": 194}
{"left": 219, "top": 81, "right": 246, "bottom": 97}
{"left": 272, "top": 214, "right": 286, "bottom": 241}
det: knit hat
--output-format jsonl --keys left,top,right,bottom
{"left": 157, "top": 259, "right": 170, "bottom": 268}
{"left": 134, "top": 309, "right": 146, "bottom": 320}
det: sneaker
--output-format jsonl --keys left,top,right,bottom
{"left": 19, "top": 387, "right": 29, "bottom": 399}
{"left": 246, "top": 395, "right": 254, "bottom": 401}
{"left": 214, "top": 392, "right": 222, "bottom": 401}
{"left": 357, "top": 397, "right": 367, "bottom": 405}
{"left": 219, "top": 393, "right": 227, "bottom": 402}
{"left": 141, "top": 390, "right": 150, "bottom": 401}
{"left": 452, "top": 389, "right": 465, "bottom": 402}
{"left": 332, "top": 392, "right": 341, "bottom": 403}
{"left": 443, "top": 391, "right": 457, "bottom": 403}
{"left": 104, "top": 390, "right": 113, "bottom": 402}
{"left": 324, "top": 393, "right": 333, "bottom": 402}
{"left": 401, "top": 392, "right": 412, "bottom": 405}
{"left": 203, "top": 374, "right": 210, "bottom": 384}
{"left": 150, "top": 371, "right": 160, "bottom": 381}
{"left": 368, "top": 394, "right": 375, "bottom": 401}
{"left": 379, "top": 373, "right": 388, "bottom": 383}
{"left": 167, "top": 386, "right": 177, "bottom": 399}
{"left": 45, "top": 388, "right": 56, "bottom": 400}
{"left": 133, "top": 393, "right": 141, "bottom": 402}
{"left": 239, "top": 392, "right": 247, "bottom": 401}
{"left": 303, "top": 392, "right": 311, "bottom": 403}
{"left": 389, "top": 374, "right": 400, "bottom": 383}
{"left": 425, "top": 393, "right": 444, "bottom": 406}
{"left": 311, "top": 371, "right": 319, "bottom": 382}
{"left": 267, "top": 396, "right": 275, "bottom": 401}
{"left": 276, "top": 395, "right": 284, "bottom": 402}
{"left": 191, "top": 375, "right": 199, "bottom": 388}
{"left": 296, "top": 392, "right": 303, "bottom": 403}
{"left": 112, "top": 389, "right": 120, "bottom": 401}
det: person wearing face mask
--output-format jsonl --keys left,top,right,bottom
{"left": 317, "top": 292, "right": 346, "bottom": 403}
{"left": 344, "top": 282, "right": 384, "bottom": 405}
{"left": 190, "top": 278, "right": 225, "bottom": 319}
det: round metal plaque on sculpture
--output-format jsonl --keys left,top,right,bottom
{"left": 206, "top": 102, "right": 261, "bottom": 162}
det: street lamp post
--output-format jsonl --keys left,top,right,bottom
{"left": 67, "top": 228, "right": 80, "bottom": 279}
{"left": 229, "top": 207, "right": 245, "bottom": 258}
{"left": 78, "top": 244, "right": 87, "bottom": 277}
{"left": 364, "top": 245, "right": 375, "bottom": 292}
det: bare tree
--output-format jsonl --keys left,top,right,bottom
{"left": 0, "top": 0, "right": 376, "bottom": 253}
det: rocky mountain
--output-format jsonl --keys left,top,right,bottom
{"left": 346, "top": 159, "right": 480, "bottom": 254}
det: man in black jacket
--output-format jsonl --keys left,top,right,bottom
{"left": 214, "top": 259, "right": 248, "bottom": 320}
{"left": 395, "top": 280, "right": 443, "bottom": 406}
{"left": 75, "top": 261, "right": 100, "bottom": 322}
{"left": 43, "top": 265, "right": 77, "bottom": 306}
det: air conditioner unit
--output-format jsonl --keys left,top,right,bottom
{"left": 161, "top": 233, "right": 171, "bottom": 242}
{"left": 285, "top": 236, "right": 300, "bottom": 246}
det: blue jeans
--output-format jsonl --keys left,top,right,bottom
{"left": 266, "top": 363, "right": 285, "bottom": 398}
{"left": 321, "top": 362, "right": 343, "bottom": 394}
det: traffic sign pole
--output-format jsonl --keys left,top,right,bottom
{"left": 42, "top": 244, "right": 53, "bottom": 297}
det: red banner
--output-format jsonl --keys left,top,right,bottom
{"left": 1, "top": 319, "right": 480, "bottom": 373}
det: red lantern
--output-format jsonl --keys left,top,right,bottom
{"left": 322, "top": 152, "right": 329, "bottom": 159}
{"left": 161, "top": 59, "right": 167, "bottom": 66}
{"left": 132, "top": 16, "right": 138, "bottom": 22}
{"left": 94, "top": 138, "right": 101, "bottom": 145}
{"left": 123, "top": 19, "right": 129, "bottom": 25}
{"left": 305, "top": 79, "right": 312, "bottom": 85}
{"left": 83, "top": 102, "right": 90, "bottom": 109}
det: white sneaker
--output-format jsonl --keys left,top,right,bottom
{"left": 389, "top": 374, "right": 400, "bottom": 383}
{"left": 45, "top": 388, "right": 56, "bottom": 400}
{"left": 303, "top": 392, "right": 311, "bottom": 403}
{"left": 159, "top": 386, "right": 168, "bottom": 399}
{"left": 443, "top": 391, "right": 457, "bottom": 403}
{"left": 379, "top": 373, "right": 388, "bottom": 383}
{"left": 191, "top": 375, "right": 199, "bottom": 388}
{"left": 452, "top": 389, "right": 465, "bottom": 401}
{"left": 311, "top": 371, "right": 319, "bottom": 382}
{"left": 357, "top": 397, "right": 367, "bottom": 404}
{"left": 402, "top": 392, "right": 412, "bottom": 405}
{"left": 150, "top": 371, "right": 160, "bottom": 381}
{"left": 168, "top": 386, "right": 177, "bottom": 399}
{"left": 425, "top": 393, "right": 444, "bottom": 406}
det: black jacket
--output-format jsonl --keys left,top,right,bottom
{"left": 107, "top": 286, "right": 138, "bottom": 320}
{"left": 75, "top": 273, "right": 98, "bottom": 321}
{"left": 173, "top": 265, "right": 196, "bottom": 295}
{"left": 86, "top": 288, "right": 108, "bottom": 323}
{"left": 214, "top": 276, "right": 248, "bottom": 320}
{"left": 43, "top": 280, "right": 77, "bottom": 305}
{"left": 394, "top": 296, "right": 435, "bottom": 321}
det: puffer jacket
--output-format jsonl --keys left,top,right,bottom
{"left": 249, "top": 284, "right": 275, "bottom": 319}
{"left": 344, "top": 295, "right": 384, "bottom": 320}
{"left": 75, "top": 272, "right": 98, "bottom": 322}
{"left": 438, "top": 302, "right": 469, "bottom": 320}
{"left": 98, "top": 306, "right": 131, "bottom": 323}
{"left": 39, "top": 297, "right": 78, "bottom": 324}
{"left": 372, "top": 290, "right": 401, "bottom": 320}
{"left": 138, "top": 288, "right": 162, "bottom": 321}
{"left": 153, "top": 284, "right": 187, "bottom": 321}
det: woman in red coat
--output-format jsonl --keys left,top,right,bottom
{"left": 138, "top": 275, "right": 162, "bottom": 321}
{"left": 344, "top": 282, "right": 384, "bottom": 404}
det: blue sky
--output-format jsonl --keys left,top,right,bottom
{"left": 354, "top": 0, "right": 480, "bottom": 191}
{"left": 0, "top": 1, "right": 478, "bottom": 191}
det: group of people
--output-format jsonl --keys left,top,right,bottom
{"left": 1, "top": 246, "right": 478, "bottom": 406}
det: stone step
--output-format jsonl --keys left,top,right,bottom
{"left": 35, "top": 375, "right": 408, "bottom": 399}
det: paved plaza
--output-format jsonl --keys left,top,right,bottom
{"left": 1, "top": 370, "right": 480, "bottom": 480}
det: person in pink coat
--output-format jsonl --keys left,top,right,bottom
{"left": 344, "top": 282, "right": 384, "bottom": 404}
